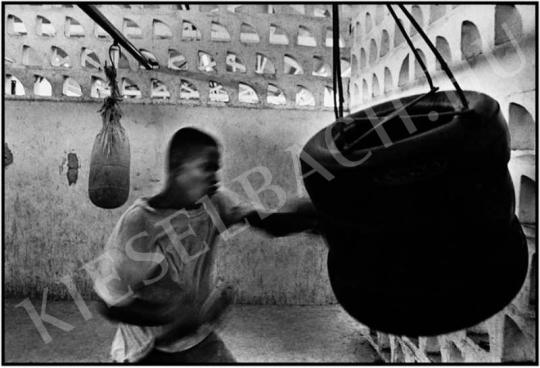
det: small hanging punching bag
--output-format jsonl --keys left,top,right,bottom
{"left": 301, "top": 5, "right": 528, "bottom": 337}
{"left": 88, "top": 63, "right": 130, "bottom": 209}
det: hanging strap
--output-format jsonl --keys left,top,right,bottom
{"left": 390, "top": 5, "right": 469, "bottom": 110}
{"left": 332, "top": 4, "right": 344, "bottom": 119}
{"left": 339, "top": 5, "right": 472, "bottom": 152}
{"left": 387, "top": 6, "right": 435, "bottom": 92}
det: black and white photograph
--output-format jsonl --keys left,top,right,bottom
{"left": 2, "top": 2, "right": 538, "bottom": 364}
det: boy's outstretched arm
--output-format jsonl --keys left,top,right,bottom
{"left": 244, "top": 198, "right": 321, "bottom": 237}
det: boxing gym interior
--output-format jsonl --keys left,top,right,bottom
{"left": 3, "top": 3, "right": 537, "bottom": 363}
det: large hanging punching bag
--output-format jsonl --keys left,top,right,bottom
{"left": 89, "top": 59, "right": 130, "bottom": 209}
{"left": 301, "top": 5, "right": 529, "bottom": 337}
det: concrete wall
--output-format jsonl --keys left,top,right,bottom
{"left": 4, "top": 99, "right": 337, "bottom": 304}
{"left": 3, "top": 3, "right": 356, "bottom": 305}
{"left": 348, "top": 4, "right": 536, "bottom": 363}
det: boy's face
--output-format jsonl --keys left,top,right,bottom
{"left": 171, "top": 146, "right": 220, "bottom": 204}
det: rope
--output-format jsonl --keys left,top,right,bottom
{"left": 396, "top": 4, "right": 468, "bottom": 110}
{"left": 387, "top": 5, "right": 435, "bottom": 91}
{"left": 332, "top": 4, "right": 344, "bottom": 119}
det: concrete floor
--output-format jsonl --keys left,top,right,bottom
{"left": 4, "top": 299, "right": 380, "bottom": 363}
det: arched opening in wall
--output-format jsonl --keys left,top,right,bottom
{"left": 509, "top": 103, "right": 535, "bottom": 150}
{"left": 360, "top": 48, "right": 367, "bottom": 69}
{"left": 7, "top": 15, "right": 28, "bottom": 35}
{"left": 123, "top": 18, "right": 142, "bottom": 38}
{"left": 4, "top": 74, "right": 25, "bottom": 96}
{"left": 139, "top": 49, "right": 159, "bottom": 69}
{"left": 384, "top": 67, "right": 393, "bottom": 93}
{"left": 380, "top": 30, "right": 390, "bottom": 57}
{"left": 297, "top": 25, "right": 317, "bottom": 47}
{"left": 121, "top": 78, "right": 142, "bottom": 99}
{"left": 200, "top": 4, "right": 219, "bottom": 12}
{"left": 435, "top": 36, "right": 451, "bottom": 70}
{"left": 150, "top": 79, "right": 170, "bottom": 99}
{"left": 33, "top": 75, "right": 52, "bottom": 96}
{"left": 180, "top": 79, "right": 199, "bottom": 100}
{"left": 414, "top": 49, "right": 427, "bottom": 80}
{"left": 519, "top": 175, "right": 536, "bottom": 225}
{"left": 393, "top": 342, "right": 405, "bottom": 362}
{"left": 65, "top": 16, "right": 84, "bottom": 37}
{"left": 209, "top": 81, "right": 229, "bottom": 102}
{"left": 198, "top": 51, "right": 217, "bottom": 72}
{"left": 296, "top": 86, "right": 315, "bottom": 106}
{"left": 239, "top": 83, "right": 259, "bottom": 104}
{"left": 118, "top": 53, "right": 130, "bottom": 69}
{"left": 36, "top": 15, "right": 56, "bottom": 37}
{"left": 375, "top": 5, "right": 385, "bottom": 25}
{"left": 51, "top": 46, "right": 71, "bottom": 68}
{"left": 355, "top": 21, "right": 361, "bottom": 39}
{"left": 211, "top": 22, "right": 231, "bottom": 42}
{"left": 430, "top": 5, "right": 446, "bottom": 23}
{"left": 312, "top": 56, "right": 331, "bottom": 77}
{"left": 502, "top": 316, "right": 532, "bottom": 361}
{"left": 267, "top": 84, "right": 286, "bottom": 105}
{"left": 284, "top": 55, "right": 304, "bottom": 75}
{"left": 81, "top": 48, "right": 101, "bottom": 70}
{"left": 362, "top": 79, "right": 369, "bottom": 103}
{"left": 372, "top": 74, "right": 380, "bottom": 97}
{"left": 91, "top": 76, "right": 110, "bottom": 98}
{"left": 255, "top": 53, "right": 276, "bottom": 75}
{"left": 269, "top": 24, "right": 289, "bottom": 45}
{"left": 226, "top": 53, "right": 246, "bottom": 73}
{"left": 313, "top": 5, "right": 330, "bottom": 18}
{"left": 62, "top": 77, "right": 82, "bottom": 97}
{"left": 495, "top": 5, "right": 523, "bottom": 45}
{"left": 425, "top": 337, "right": 442, "bottom": 362}
{"left": 447, "top": 341, "right": 464, "bottom": 362}
{"left": 410, "top": 6, "right": 424, "bottom": 35}
{"left": 325, "top": 27, "right": 345, "bottom": 48}
{"left": 461, "top": 21, "right": 483, "bottom": 60}
{"left": 351, "top": 54, "right": 359, "bottom": 76}
{"left": 394, "top": 19, "right": 405, "bottom": 46}
{"left": 153, "top": 19, "right": 172, "bottom": 39}
{"left": 168, "top": 49, "right": 187, "bottom": 70}
{"left": 352, "top": 82, "right": 360, "bottom": 101}
{"left": 323, "top": 86, "right": 334, "bottom": 107}
{"left": 398, "top": 54, "right": 410, "bottom": 87}
{"left": 466, "top": 329, "right": 490, "bottom": 352}
{"left": 341, "top": 58, "right": 351, "bottom": 77}
{"left": 365, "top": 12, "right": 373, "bottom": 34}
{"left": 182, "top": 21, "right": 201, "bottom": 40}
{"left": 240, "top": 23, "right": 260, "bottom": 43}
{"left": 22, "top": 45, "right": 43, "bottom": 66}
{"left": 369, "top": 39, "right": 378, "bottom": 66}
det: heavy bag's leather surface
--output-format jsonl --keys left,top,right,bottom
{"left": 89, "top": 106, "right": 130, "bottom": 209}
{"left": 301, "top": 91, "right": 529, "bottom": 336}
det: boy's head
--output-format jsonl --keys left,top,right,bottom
{"left": 166, "top": 127, "right": 221, "bottom": 202}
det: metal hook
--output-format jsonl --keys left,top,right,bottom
{"left": 108, "top": 42, "right": 121, "bottom": 71}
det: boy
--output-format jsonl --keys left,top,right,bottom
{"left": 93, "top": 127, "right": 319, "bottom": 363}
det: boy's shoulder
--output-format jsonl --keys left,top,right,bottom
{"left": 116, "top": 198, "right": 154, "bottom": 232}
